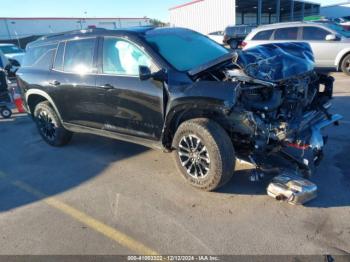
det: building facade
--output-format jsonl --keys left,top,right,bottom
{"left": 0, "top": 17, "right": 150, "bottom": 40}
{"left": 169, "top": 0, "right": 320, "bottom": 34}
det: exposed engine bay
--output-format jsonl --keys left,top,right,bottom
{"left": 193, "top": 43, "right": 343, "bottom": 177}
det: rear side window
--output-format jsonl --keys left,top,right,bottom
{"left": 63, "top": 38, "right": 96, "bottom": 74}
{"left": 302, "top": 27, "right": 329, "bottom": 40}
{"left": 252, "top": 30, "right": 274, "bottom": 40}
{"left": 274, "top": 27, "right": 299, "bottom": 40}
{"left": 22, "top": 43, "right": 57, "bottom": 69}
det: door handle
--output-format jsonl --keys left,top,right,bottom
{"left": 100, "top": 84, "right": 115, "bottom": 90}
{"left": 49, "top": 80, "right": 61, "bottom": 86}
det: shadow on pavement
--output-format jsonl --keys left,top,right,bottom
{"left": 0, "top": 115, "right": 149, "bottom": 212}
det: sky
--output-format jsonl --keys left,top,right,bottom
{"left": 0, "top": 0, "right": 348, "bottom": 22}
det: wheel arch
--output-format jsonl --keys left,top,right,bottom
{"left": 335, "top": 50, "right": 350, "bottom": 71}
{"left": 161, "top": 104, "right": 230, "bottom": 150}
{"left": 26, "top": 89, "right": 63, "bottom": 121}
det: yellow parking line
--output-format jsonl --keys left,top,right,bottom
{"left": 12, "top": 180, "right": 159, "bottom": 255}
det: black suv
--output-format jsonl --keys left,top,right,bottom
{"left": 18, "top": 27, "right": 341, "bottom": 191}
{"left": 223, "top": 25, "right": 255, "bottom": 49}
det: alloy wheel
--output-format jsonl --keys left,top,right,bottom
{"left": 37, "top": 110, "right": 57, "bottom": 141}
{"left": 178, "top": 135, "right": 211, "bottom": 179}
{"left": 345, "top": 58, "right": 350, "bottom": 73}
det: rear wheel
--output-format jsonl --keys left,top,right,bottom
{"left": 34, "top": 101, "right": 72, "bottom": 147}
{"left": 341, "top": 54, "right": 350, "bottom": 76}
{"left": 0, "top": 107, "right": 12, "bottom": 119}
{"left": 172, "top": 118, "right": 235, "bottom": 191}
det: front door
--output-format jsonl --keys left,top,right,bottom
{"left": 96, "top": 37, "right": 164, "bottom": 141}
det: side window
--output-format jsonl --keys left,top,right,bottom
{"left": 302, "top": 27, "right": 329, "bottom": 41}
{"left": 63, "top": 38, "right": 96, "bottom": 74}
{"left": 53, "top": 41, "right": 65, "bottom": 71}
{"left": 252, "top": 30, "right": 274, "bottom": 40}
{"left": 274, "top": 27, "right": 299, "bottom": 40}
{"left": 103, "top": 38, "right": 152, "bottom": 76}
{"left": 22, "top": 44, "right": 57, "bottom": 69}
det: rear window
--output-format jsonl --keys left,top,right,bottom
{"left": 252, "top": 30, "right": 274, "bottom": 40}
{"left": 22, "top": 43, "right": 57, "bottom": 69}
{"left": 63, "top": 38, "right": 96, "bottom": 74}
{"left": 226, "top": 26, "right": 254, "bottom": 36}
{"left": 274, "top": 27, "right": 299, "bottom": 40}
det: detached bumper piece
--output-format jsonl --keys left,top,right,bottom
{"left": 267, "top": 173, "right": 317, "bottom": 205}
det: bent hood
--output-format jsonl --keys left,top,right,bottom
{"left": 237, "top": 42, "right": 315, "bottom": 82}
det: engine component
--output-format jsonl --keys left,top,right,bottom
{"left": 267, "top": 173, "right": 318, "bottom": 205}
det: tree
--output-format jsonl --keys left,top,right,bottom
{"left": 149, "top": 19, "right": 169, "bottom": 27}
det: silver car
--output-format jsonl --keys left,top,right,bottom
{"left": 243, "top": 22, "right": 350, "bottom": 75}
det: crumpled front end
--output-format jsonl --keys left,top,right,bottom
{"left": 221, "top": 43, "right": 343, "bottom": 175}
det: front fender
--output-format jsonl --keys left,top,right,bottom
{"left": 161, "top": 81, "right": 239, "bottom": 147}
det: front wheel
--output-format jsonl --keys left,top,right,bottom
{"left": 172, "top": 118, "right": 235, "bottom": 191}
{"left": 34, "top": 101, "right": 72, "bottom": 147}
{"left": 0, "top": 107, "right": 12, "bottom": 119}
{"left": 341, "top": 54, "right": 350, "bottom": 76}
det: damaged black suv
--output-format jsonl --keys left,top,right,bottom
{"left": 17, "top": 27, "right": 342, "bottom": 191}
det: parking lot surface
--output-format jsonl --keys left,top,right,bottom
{"left": 0, "top": 73, "right": 349, "bottom": 255}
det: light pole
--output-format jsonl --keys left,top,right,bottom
{"left": 11, "top": 22, "right": 21, "bottom": 48}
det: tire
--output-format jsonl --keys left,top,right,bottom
{"left": 341, "top": 54, "right": 350, "bottom": 76}
{"left": 172, "top": 118, "right": 235, "bottom": 191}
{"left": 0, "top": 107, "right": 12, "bottom": 119}
{"left": 34, "top": 101, "right": 72, "bottom": 147}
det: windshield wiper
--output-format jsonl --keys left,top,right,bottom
{"left": 188, "top": 52, "right": 237, "bottom": 76}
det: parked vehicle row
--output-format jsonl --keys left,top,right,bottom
{"left": 243, "top": 21, "right": 350, "bottom": 75}
{"left": 17, "top": 27, "right": 341, "bottom": 191}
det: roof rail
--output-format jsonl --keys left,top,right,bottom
{"left": 42, "top": 27, "right": 108, "bottom": 40}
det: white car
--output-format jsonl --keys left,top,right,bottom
{"left": 334, "top": 16, "right": 350, "bottom": 27}
{"left": 243, "top": 22, "right": 350, "bottom": 75}
{"left": 0, "top": 43, "right": 25, "bottom": 65}
{"left": 207, "top": 31, "right": 224, "bottom": 45}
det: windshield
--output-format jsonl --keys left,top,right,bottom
{"left": 326, "top": 23, "right": 350, "bottom": 38}
{"left": 0, "top": 45, "right": 24, "bottom": 54}
{"left": 144, "top": 29, "right": 229, "bottom": 71}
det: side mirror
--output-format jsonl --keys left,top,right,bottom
{"left": 139, "top": 65, "right": 152, "bottom": 81}
{"left": 325, "top": 34, "right": 337, "bottom": 41}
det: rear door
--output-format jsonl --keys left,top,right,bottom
{"left": 95, "top": 36, "right": 164, "bottom": 140}
{"left": 245, "top": 29, "right": 274, "bottom": 49}
{"left": 272, "top": 27, "right": 300, "bottom": 43}
{"left": 49, "top": 37, "right": 106, "bottom": 129}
